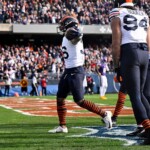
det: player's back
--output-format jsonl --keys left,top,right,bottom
{"left": 109, "top": 7, "right": 149, "bottom": 45}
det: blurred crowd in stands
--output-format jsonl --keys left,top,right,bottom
{"left": 0, "top": 43, "right": 113, "bottom": 80}
{"left": 0, "top": 0, "right": 149, "bottom": 25}
{"left": 0, "top": 0, "right": 149, "bottom": 81}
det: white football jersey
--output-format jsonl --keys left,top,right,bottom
{"left": 109, "top": 8, "right": 149, "bottom": 45}
{"left": 61, "top": 37, "right": 85, "bottom": 69}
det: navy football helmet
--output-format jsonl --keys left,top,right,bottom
{"left": 58, "top": 16, "right": 79, "bottom": 33}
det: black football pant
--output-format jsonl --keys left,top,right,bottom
{"left": 57, "top": 66, "right": 85, "bottom": 102}
{"left": 144, "top": 60, "right": 150, "bottom": 105}
{"left": 120, "top": 43, "right": 150, "bottom": 124}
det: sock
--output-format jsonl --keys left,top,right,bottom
{"left": 113, "top": 91, "right": 126, "bottom": 118}
{"left": 78, "top": 99, "right": 106, "bottom": 117}
{"left": 57, "top": 99, "right": 67, "bottom": 126}
{"left": 141, "top": 119, "right": 150, "bottom": 129}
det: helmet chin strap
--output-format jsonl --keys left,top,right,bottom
{"left": 120, "top": 2, "right": 134, "bottom": 7}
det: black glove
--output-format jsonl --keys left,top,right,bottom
{"left": 65, "top": 27, "right": 82, "bottom": 41}
{"left": 114, "top": 67, "right": 122, "bottom": 83}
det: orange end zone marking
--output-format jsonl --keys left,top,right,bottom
{"left": 0, "top": 97, "right": 133, "bottom": 117}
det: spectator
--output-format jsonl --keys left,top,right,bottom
{"left": 20, "top": 75, "right": 28, "bottom": 96}
{"left": 30, "top": 73, "right": 39, "bottom": 96}
{"left": 20, "top": 67, "right": 26, "bottom": 79}
{"left": 0, "top": 42, "right": 114, "bottom": 79}
{"left": 41, "top": 75, "right": 47, "bottom": 96}
{"left": 0, "top": 0, "right": 115, "bottom": 25}
{"left": 85, "top": 74, "right": 94, "bottom": 94}
{"left": 4, "top": 75, "right": 12, "bottom": 96}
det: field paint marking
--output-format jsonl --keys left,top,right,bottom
{"left": 69, "top": 125, "right": 143, "bottom": 146}
{"left": 0, "top": 104, "right": 36, "bottom": 116}
{"left": 0, "top": 97, "right": 133, "bottom": 117}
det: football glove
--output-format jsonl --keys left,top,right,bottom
{"left": 114, "top": 67, "right": 122, "bottom": 83}
{"left": 65, "top": 27, "right": 83, "bottom": 41}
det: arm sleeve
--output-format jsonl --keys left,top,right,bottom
{"left": 109, "top": 8, "right": 120, "bottom": 22}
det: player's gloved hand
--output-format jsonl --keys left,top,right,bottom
{"left": 114, "top": 67, "right": 122, "bottom": 83}
{"left": 65, "top": 27, "right": 83, "bottom": 41}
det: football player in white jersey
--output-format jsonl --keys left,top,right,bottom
{"left": 110, "top": 0, "right": 150, "bottom": 144}
{"left": 48, "top": 16, "right": 113, "bottom": 133}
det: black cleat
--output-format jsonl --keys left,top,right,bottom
{"left": 141, "top": 139, "right": 150, "bottom": 145}
{"left": 140, "top": 129, "right": 150, "bottom": 145}
{"left": 111, "top": 117, "right": 117, "bottom": 127}
{"left": 126, "top": 127, "right": 144, "bottom": 136}
{"left": 138, "top": 128, "right": 150, "bottom": 139}
{"left": 139, "top": 128, "right": 150, "bottom": 145}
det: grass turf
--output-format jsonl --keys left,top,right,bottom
{"left": 0, "top": 94, "right": 149, "bottom": 150}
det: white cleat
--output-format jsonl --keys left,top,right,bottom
{"left": 102, "top": 111, "right": 112, "bottom": 129}
{"left": 48, "top": 126, "right": 68, "bottom": 133}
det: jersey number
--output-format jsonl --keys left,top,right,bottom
{"left": 62, "top": 46, "right": 69, "bottom": 59}
{"left": 123, "top": 15, "right": 147, "bottom": 31}
{"left": 62, "top": 46, "right": 84, "bottom": 59}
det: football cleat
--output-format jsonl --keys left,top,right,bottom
{"left": 126, "top": 127, "right": 144, "bottom": 136}
{"left": 100, "top": 96, "right": 107, "bottom": 100}
{"left": 139, "top": 129, "right": 150, "bottom": 145}
{"left": 48, "top": 126, "right": 68, "bottom": 133}
{"left": 102, "top": 111, "right": 112, "bottom": 129}
{"left": 137, "top": 128, "right": 150, "bottom": 139}
{"left": 111, "top": 117, "right": 117, "bottom": 127}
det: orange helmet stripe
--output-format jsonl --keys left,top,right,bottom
{"left": 61, "top": 16, "right": 78, "bottom": 23}
{"left": 126, "top": 0, "right": 133, "bottom": 2}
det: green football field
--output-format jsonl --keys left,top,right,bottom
{"left": 0, "top": 94, "right": 149, "bottom": 150}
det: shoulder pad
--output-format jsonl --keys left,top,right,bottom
{"left": 109, "top": 8, "right": 120, "bottom": 22}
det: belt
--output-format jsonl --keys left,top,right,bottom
{"left": 65, "top": 66, "right": 84, "bottom": 74}
{"left": 137, "top": 43, "right": 148, "bottom": 51}
{"left": 121, "top": 43, "right": 148, "bottom": 51}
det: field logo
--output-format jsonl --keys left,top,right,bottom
{"left": 69, "top": 125, "right": 144, "bottom": 146}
